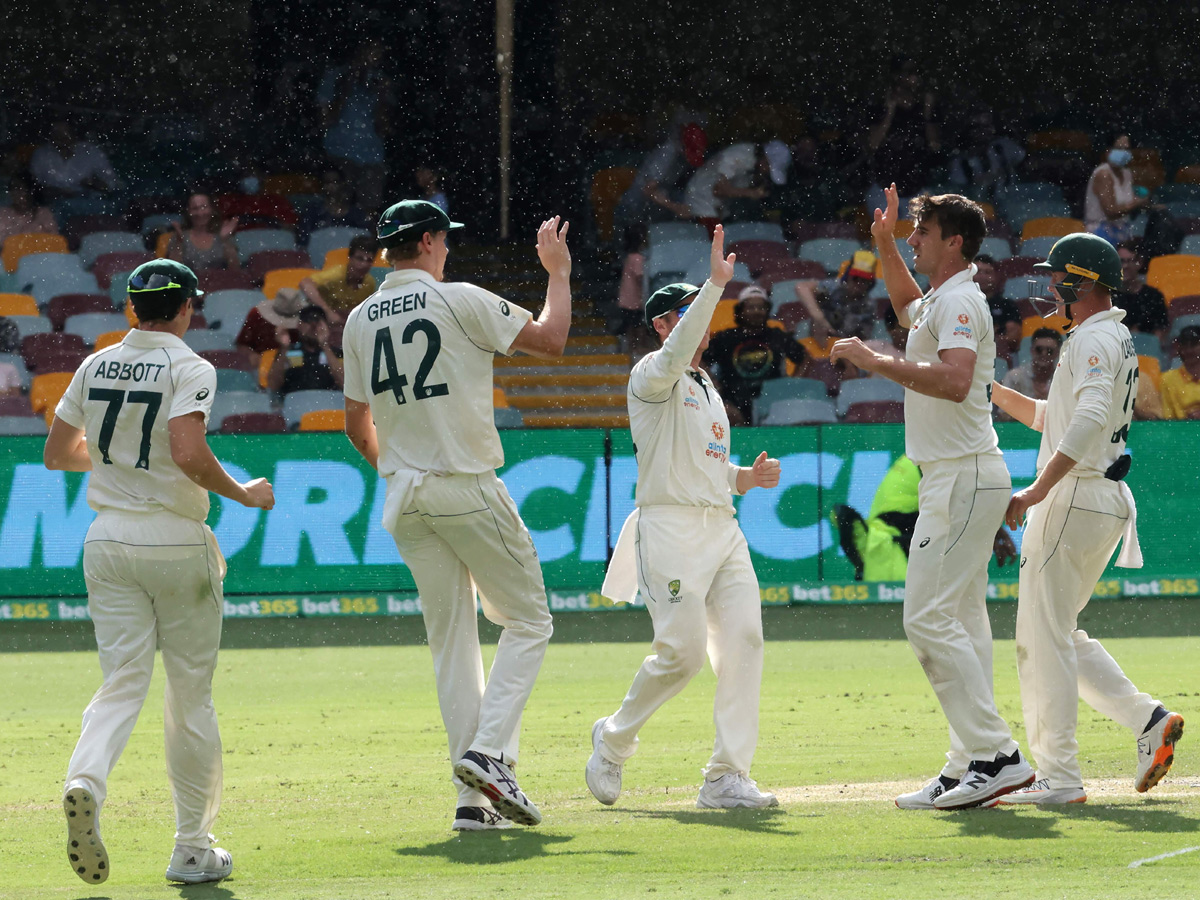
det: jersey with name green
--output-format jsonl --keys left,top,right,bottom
{"left": 342, "top": 268, "right": 532, "bottom": 477}
{"left": 55, "top": 329, "right": 216, "bottom": 521}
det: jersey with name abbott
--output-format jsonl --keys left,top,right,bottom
{"left": 343, "top": 269, "right": 533, "bottom": 477}
{"left": 54, "top": 329, "right": 216, "bottom": 521}
{"left": 1035, "top": 307, "right": 1137, "bottom": 478}
{"left": 902, "top": 266, "right": 1000, "bottom": 465}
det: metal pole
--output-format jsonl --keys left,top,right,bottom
{"left": 496, "top": 0, "right": 514, "bottom": 240}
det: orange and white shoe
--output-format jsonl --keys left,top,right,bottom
{"left": 989, "top": 777, "right": 1086, "bottom": 806}
{"left": 1136, "top": 708, "right": 1184, "bottom": 793}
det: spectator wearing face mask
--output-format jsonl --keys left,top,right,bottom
{"left": 1085, "top": 135, "right": 1150, "bottom": 246}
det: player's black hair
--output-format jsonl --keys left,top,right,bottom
{"left": 298, "top": 305, "right": 327, "bottom": 325}
{"left": 349, "top": 234, "right": 379, "bottom": 258}
{"left": 908, "top": 193, "right": 986, "bottom": 261}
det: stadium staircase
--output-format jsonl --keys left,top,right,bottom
{"left": 451, "top": 242, "right": 630, "bottom": 429}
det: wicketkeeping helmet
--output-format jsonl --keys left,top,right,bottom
{"left": 1030, "top": 232, "right": 1121, "bottom": 316}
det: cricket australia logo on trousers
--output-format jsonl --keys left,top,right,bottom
{"left": 668, "top": 580, "right": 681, "bottom": 602}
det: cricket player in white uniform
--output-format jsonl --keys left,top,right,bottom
{"left": 342, "top": 200, "right": 572, "bottom": 831}
{"left": 991, "top": 233, "right": 1183, "bottom": 805}
{"left": 831, "top": 186, "right": 1034, "bottom": 809}
{"left": 585, "top": 226, "right": 782, "bottom": 810}
{"left": 44, "top": 260, "right": 275, "bottom": 885}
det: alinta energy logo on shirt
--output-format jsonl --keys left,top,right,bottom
{"left": 711, "top": 422, "right": 725, "bottom": 440}
{"left": 706, "top": 424, "right": 728, "bottom": 461}
{"left": 953, "top": 313, "right": 973, "bottom": 340}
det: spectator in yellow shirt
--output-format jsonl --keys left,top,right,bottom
{"left": 1161, "top": 326, "right": 1200, "bottom": 420}
{"left": 299, "top": 234, "right": 379, "bottom": 324}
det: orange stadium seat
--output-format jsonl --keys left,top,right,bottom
{"left": 31, "top": 372, "right": 75, "bottom": 424}
{"left": 93, "top": 330, "right": 127, "bottom": 350}
{"left": 590, "top": 166, "right": 636, "bottom": 243}
{"left": 1022, "top": 314, "right": 1071, "bottom": 338}
{"left": 1020, "top": 217, "right": 1084, "bottom": 241}
{"left": 155, "top": 231, "right": 171, "bottom": 258}
{"left": 1026, "top": 130, "right": 1092, "bottom": 154}
{"left": 0, "top": 293, "right": 40, "bottom": 317}
{"left": 2, "top": 233, "right": 69, "bottom": 273}
{"left": 1138, "top": 355, "right": 1162, "bottom": 391}
{"left": 1175, "top": 165, "right": 1200, "bottom": 185}
{"left": 298, "top": 409, "right": 346, "bottom": 432}
{"left": 709, "top": 299, "right": 738, "bottom": 333}
{"left": 1146, "top": 255, "right": 1200, "bottom": 301}
{"left": 261, "top": 268, "right": 317, "bottom": 299}
{"left": 493, "top": 387, "right": 510, "bottom": 409}
{"left": 258, "top": 348, "right": 276, "bottom": 388}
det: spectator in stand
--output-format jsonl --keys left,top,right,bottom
{"left": 29, "top": 122, "right": 121, "bottom": 198}
{"left": 0, "top": 316, "right": 18, "bottom": 354}
{"left": 793, "top": 251, "right": 879, "bottom": 343}
{"left": 947, "top": 109, "right": 1025, "bottom": 200}
{"left": 974, "top": 254, "right": 1022, "bottom": 362}
{"left": 865, "top": 306, "right": 909, "bottom": 357}
{"left": 295, "top": 169, "right": 371, "bottom": 245}
{"left": 779, "top": 136, "right": 851, "bottom": 238}
{"left": 612, "top": 223, "right": 648, "bottom": 351}
{"left": 267, "top": 305, "right": 344, "bottom": 395}
{"left": 298, "top": 233, "right": 378, "bottom": 325}
{"left": 684, "top": 142, "right": 776, "bottom": 222}
{"left": 1161, "top": 326, "right": 1200, "bottom": 420}
{"left": 997, "top": 327, "right": 1061, "bottom": 421}
{"left": 614, "top": 115, "right": 707, "bottom": 231}
{"left": 0, "top": 175, "right": 59, "bottom": 247}
{"left": 1084, "top": 134, "right": 1150, "bottom": 246}
{"left": 415, "top": 166, "right": 449, "bottom": 213}
{"left": 703, "top": 285, "right": 809, "bottom": 425}
{"left": 167, "top": 193, "right": 240, "bottom": 272}
{"left": 1113, "top": 240, "right": 1169, "bottom": 344}
{"left": 236, "top": 287, "right": 306, "bottom": 371}
{"left": 317, "top": 39, "right": 394, "bottom": 216}
{"left": 864, "top": 59, "right": 941, "bottom": 202}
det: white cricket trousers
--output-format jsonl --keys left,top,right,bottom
{"left": 387, "top": 470, "right": 553, "bottom": 808}
{"left": 905, "top": 452, "right": 1018, "bottom": 774}
{"left": 66, "top": 510, "right": 226, "bottom": 850}
{"left": 599, "top": 506, "right": 764, "bottom": 779}
{"left": 1016, "top": 475, "right": 1159, "bottom": 789}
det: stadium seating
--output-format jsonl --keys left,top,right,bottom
{"left": 198, "top": 269, "right": 255, "bottom": 293}
{"left": 843, "top": 400, "right": 904, "bottom": 423}
{"left": 234, "top": 228, "right": 298, "bottom": 263}
{"left": 798, "top": 238, "right": 862, "bottom": 273}
{"left": 978, "top": 236, "right": 1013, "bottom": 259}
{"left": 63, "top": 214, "right": 125, "bottom": 249}
{"left": 182, "top": 331, "right": 235, "bottom": 353}
{"left": 1018, "top": 236, "right": 1061, "bottom": 259}
{"left": 994, "top": 257, "right": 1039, "bottom": 281}
{"left": 2, "top": 233, "right": 69, "bottom": 273}
{"left": 138, "top": 212, "right": 181, "bottom": 239}
{"left": 0, "top": 395, "right": 35, "bottom": 416}
{"left": 493, "top": 386, "right": 510, "bottom": 409}
{"left": 208, "top": 391, "right": 273, "bottom": 433}
{"left": 64, "top": 312, "right": 132, "bottom": 347}
{"left": 0, "top": 293, "right": 39, "bottom": 317}
{"left": 0, "top": 353, "right": 31, "bottom": 391}
{"left": 685, "top": 259, "right": 751, "bottom": 286}
{"left": 263, "top": 174, "right": 321, "bottom": 196}
{"left": 262, "top": 268, "right": 318, "bottom": 299}
{"left": 648, "top": 222, "right": 709, "bottom": 245}
{"left": 1020, "top": 217, "right": 1084, "bottom": 241}
{"left": 215, "top": 368, "right": 260, "bottom": 393}
{"left": 306, "top": 227, "right": 369, "bottom": 268}
{"left": 494, "top": 407, "right": 524, "bottom": 429}
{"left": 1147, "top": 255, "right": 1200, "bottom": 301}
{"left": 1021, "top": 314, "right": 1070, "bottom": 337}
{"left": 220, "top": 412, "right": 287, "bottom": 434}
{"left": 12, "top": 316, "right": 54, "bottom": 344}
{"left": 1025, "top": 130, "right": 1092, "bottom": 154}
{"left": 78, "top": 231, "right": 145, "bottom": 268}
{"left": 93, "top": 330, "right": 126, "bottom": 350}
{"left": 1167, "top": 295, "right": 1200, "bottom": 321}
{"left": 282, "top": 390, "right": 343, "bottom": 429}
{"left": 203, "top": 290, "right": 261, "bottom": 337}
{"left": 1165, "top": 200, "right": 1200, "bottom": 221}
{"left": 1001, "top": 199, "right": 1072, "bottom": 231}
{"left": 728, "top": 240, "right": 789, "bottom": 276}
{"left": 298, "top": 409, "right": 346, "bottom": 431}
{"left": 92, "top": 251, "right": 153, "bottom": 289}
{"left": 998, "top": 181, "right": 1065, "bottom": 204}
{"left": 247, "top": 249, "right": 314, "bottom": 286}
{"left": 30, "top": 372, "right": 74, "bottom": 422}
{"left": 1169, "top": 314, "right": 1200, "bottom": 342}
{"left": 322, "top": 247, "right": 387, "bottom": 270}
{"left": 0, "top": 416, "right": 48, "bottom": 435}
{"left": 199, "top": 349, "right": 255, "bottom": 371}
{"left": 14, "top": 251, "right": 84, "bottom": 287}
{"left": 762, "top": 397, "right": 838, "bottom": 425}
{"left": 833, "top": 377, "right": 904, "bottom": 417}
{"left": 646, "top": 240, "right": 708, "bottom": 282}
{"left": 218, "top": 193, "right": 298, "bottom": 228}
{"left": 753, "top": 378, "right": 830, "bottom": 424}
{"left": 589, "top": 166, "right": 636, "bottom": 243}
{"left": 774, "top": 301, "right": 808, "bottom": 330}
{"left": 722, "top": 222, "right": 785, "bottom": 244}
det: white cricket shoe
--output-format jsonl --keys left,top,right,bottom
{"left": 454, "top": 751, "right": 542, "bottom": 826}
{"left": 932, "top": 749, "right": 1035, "bottom": 810}
{"left": 989, "top": 777, "right": 1086, "bottom": 806}
{"left": 452, "top": 806, "right": 513, "bottom": 831}
{"left": 165, "top": 846, "right": 233, "bottom": 884}
{"left": 585, "top": 717, "right": 623, "bottom": 806}
{"left": 64, "top": 784, "right": 108, "bottom": 884}
{"left": 696, "top": 773, "right": 778, "bottom": 809}
{"left": 895, "top": 774, "right": 960, "bottom": 810}
{"left": 1136, "top": 708, "right": 1184, "bottom": 793}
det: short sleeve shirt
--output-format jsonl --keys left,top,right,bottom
{"left": 902, "top": 266, "right": 1000, "bottom": 465}
{"left": 55, "top": 329, "right": 215, "bottom": 521}
{"left": 342, "top": 269, "right": 532, "bottom": 477}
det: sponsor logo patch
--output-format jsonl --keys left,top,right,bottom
{"left": 706, "top": 441, "right": 728, "bottom": 462}
{"left": 499, "top": 301, "right": 510, "bottom": 316}
{"left": 684, "top": 396, "right": 701, "bottom": 411}
{"left": 953, "top": 324, "right": 973, "bottom": 339}
{"left": 919, "top": 537, "right": 931, "bottom": 548}
{"left": 711, "top": 422, "right": 725, "bottom": 440}
{"left": 958, "top": 313, "right": 970, "bottom": 325}
{"left": 195, "top": 388, "right": 210, "bottom": 401}
{"left": 668, "top": 579, "right": 681, "bottom": 602}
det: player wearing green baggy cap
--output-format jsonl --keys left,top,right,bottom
{"left": 342, "top": 199, "right": 573, "bottom": 831}
{"left": 991, "top": 232, "right": 1184, "bottom": 805}
{"left": 45, "top": 259, "right": 275, "bottom": 885}
{"left": 586, "top": 226, "right": 782, "bottom": 810}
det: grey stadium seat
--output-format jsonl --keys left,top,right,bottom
{"left": 753, "top": 378, "right": 830, "bottom": 424}
{"left": 835, "top": 378, "right": 906, "bottom": 417}
{"left": 208, "top": 391, "right": 273, "bottom": 433}
{"left": 282, "top": 389, "right": 344, "bottom": 429}
{"left": 762, "top": 398, "right": 838, "bottom": 426}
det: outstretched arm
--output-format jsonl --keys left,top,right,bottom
{"left": 872, "top": 184, "right": 923, "bottom": 326}
{"left": 510, "top": 217, "right": 572, "bottom": 358}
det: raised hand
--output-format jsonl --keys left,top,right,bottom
{"left": 871, "top": 183, "right": 900, "bottom": 244}
{"left": 220, "top": 217, "right": 239, "bottom": 239}
{"left": 536, "top": 216, "right": 571, "bottom": 279}
{"left": 750, "top": 451, "right": 781, "bottom": 489}
{"left": 710, "top": 224, "right": 736, "bottom": 287}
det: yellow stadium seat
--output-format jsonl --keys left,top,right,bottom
{"left": 493, "top": 386, "right": 510, "bottom": 409}
{"left": 31, "top": 372, "right": 75, "bottom": 424}
{"left": 708, "top": 299, "right": 738, "bottom": 333}
{"left": 1025, "top": 130, "right": 1092, "bottom": 154}
{"left": 124, "top": 303, "right": 139, "bottom": 326}
{"left": 262, "top": 267, "right": 318, "bottom": 299}
{"left": 94, "top": 330, "right": 128, "bottom": 350}
{"left": 298, "top": 409, "right": 346, "bottom": 432}
{"left": 259, "top": 348, "right": 276, "bottom": 388}
{"left": 2, "top": 233, "right": 69, "bottom": 273}
{"left": 1147, "top": 255, "right": 1200, "bottom": 301}
{"left": 323, "top": 247, "right": 388, "bottom": 269}
{"left": 1138, "top": 355, "right": 1162, "bottom": 391}
{"left": 0, "top": 292, "right": 39, "bottom": 317}
{"left": 1022, "top": 314, "right": 1071, "bottom": 338}
{"left": 262, "top": 173, "right": 320, "bottom": 195}
{"left": 590, "top": 167, "right": 636, "bottom": 243}
{"left": 155, "top": 231, "right": 171, "bottom": 259}
{"left": 893, "top": 220, "right": 914, "bottom": 239}
{"left": 1021, "top": 217, "right": 1084, "bottom": 241}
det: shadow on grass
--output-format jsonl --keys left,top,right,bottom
{"left": 394, "top": 829, "right": 632, "bottom": 864}
{"left": 1067, "top": 798, "right": 1200, "bottom": 833}
{"left": 947, "top": 798, "right": 1200, "bottom": 839}
{"left": 628, "top": 806, "right": 791, "bottom": 833}
{"left": 176, "top": 884, "right": 239, "bottom": 900}
{"left": 947, "top": 807, "right": 1067, "bottom": 839}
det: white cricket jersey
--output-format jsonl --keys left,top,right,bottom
{"left": 1034, "top": 307, "right": 1138, "bottom": 478}
{"left": 54, "top": 329, "right": 216, "bottom": 521}
{"left": 629, "top": 280, "right": 741, "bottom": 510}
{"left": 902, "top": 265, "right": 1001, "bottom": 466}
{"left": 342, "top": 268, "right": 532, "bottom": 478}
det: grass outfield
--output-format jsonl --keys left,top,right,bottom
{"left": 1, "top": 603, "right": 1198, "bottom": 899}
